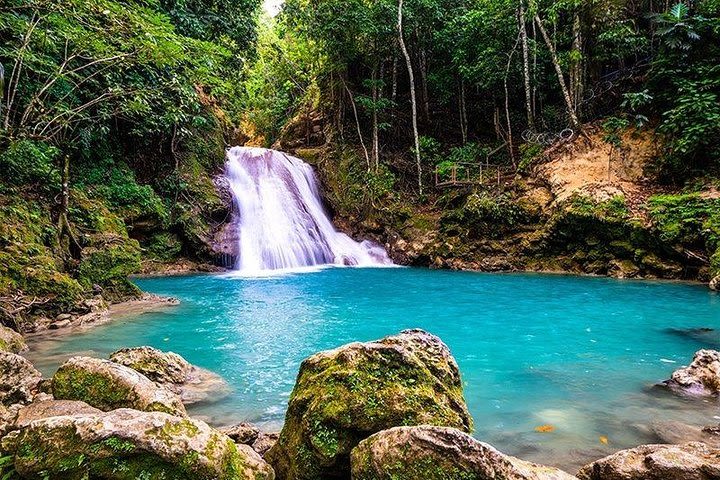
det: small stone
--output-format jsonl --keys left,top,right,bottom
{"left": 55, "top": 313, "right": 72, "bottom": 321}
{"left": 48, "top": 319, "right": 71, "bottom": 330}
{"left": 219, "top": 422, "right": 261, "bottom": 444}
{"left": 252, "top": 432, "right": 280, "bottom": 457}
{"left": 711, "top": 275, "right": 720, "bottom": 291}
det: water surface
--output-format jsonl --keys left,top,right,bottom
{"left": 27, "top": 268, "right": 720, "bottom": 471}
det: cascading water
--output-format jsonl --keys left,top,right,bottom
{"left": 225, "top": 146, "right": 392, "bottom": 272}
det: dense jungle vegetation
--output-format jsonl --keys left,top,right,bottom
{"left": 1, "top": 0, "right": 720, "bottom": 324}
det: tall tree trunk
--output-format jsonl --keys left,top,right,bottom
{"left": 505, "top": 34, "right": 521, "bottom": 168}
{"left": 570, "top": 8, "right": 584, "bottom": 117}
{"left": 371, "top": 65, "right": 380, "bottom": 171}
{"left": 420, "top": 46, "right": 430, "bottom": 123}
{"left": 519, "top": 1, "right": 535, "bottom": 131}
{"left": 534, "top": 14, "right": 580, "bottom": 129}
{"left": 391, "top": 54, "right": 398, "bottom": 121}
{"left": 398, "top": 0, "right": 423, "bottom": 195}
{"left": 459, "top": 78, "right": 468, "bottom": 144}
{"left": 57, "top": 155, "right": 82, "bottom": 260}
{"left": 342, "top": 80, "right": 371, "bottom": 170}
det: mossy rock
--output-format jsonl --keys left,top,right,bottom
{"left": 0, "top": 408, "right": 275, "bottom": 479}
{"left": 350, "top": 426, "right": 577, "bottom": 480}
{"left": 0, "top": 326, "right": 27, "bottom": 353}
{"left": 78, "top": 235, "right": 142, "bottom": 302}
{"left": 0, "top": 352, "right": 42, "bottom": 407}
{"left": 52, "top": 356, "right": 186, "bottom": 416}
{"left": 266, "top": 329, "right": 473, "bottom": 480}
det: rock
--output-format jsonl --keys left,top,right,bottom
{"left": 0, "top": 408, "right": 275, "bottom": 479}
{"left": 55, "top": 313, "right": 72, "bottom": 321}
{"left": 51, "top": 356, "right": 187, "bottom": 416}
{"left": 220, "top": 422, "right": 261, "bottom": 444}
{"left": 351, "top": 426, "right": 577, "bottom": 480}
{"left": 252, "top": 432, "right": 280, "bottom": 457}
{"left": 652, "top": 420, "right": 720, "bottom": 447}
{"left": 110, "top": 346, "right": 192, "bottom": 385}
{"left": 0, "top": 326, "right": 27, "bottom": 353}
{"left": 711, "top": 275, "right": 720, "bottom": 291}
{"left": 109, "top": 346, "right": 230, "bottom": 404}
{"left": 0, "top": 352, "right": 42, "bottom": 407}
{"left": 14, "top": 400, "right": 102, "bottom": 428}
{"left": 664, "top": 349, "right": 720, "bottom": 396}
{"left": 266, "top": 329, "right": 473, "bottom": 480}
{"left": 48, "top": 319, "right": 71, "bottom": 330}
{"left": 577, "top": 442, "right": 720, "bottom": 480}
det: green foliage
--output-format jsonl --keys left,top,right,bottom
{"left": 648, "top": 193, "right": 720, "bottom": 249}
{"left": 0, "top": 140, "right": 60, "bottom": 188}
{"left": 602, "top": 117, "right": 631, "bottom": 147}
{"left": 567, "top": 195, "right": 630, "bottom": 222}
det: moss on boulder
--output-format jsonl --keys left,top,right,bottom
{"left": 0, "top": 326, "right": 27, "bottom": 353}
{"left": 351, "top": 426, "right": 577, "bottom": 480}
{"left": 0, "top": 408, "right": 275, "bottom": 479}
{"left": 52, "top": 356, "right": 186, "bottom": 416}
{"left": 78, "top": 234, "right": 142, "bottom": 302}
{"left": 266, "top": 329, "right": 472, "bottom": 480}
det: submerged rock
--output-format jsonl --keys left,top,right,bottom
{"left": 51, "top": 356, "right": 186, "bottom": 416}
{"left": 109, "top": 346, "right": 230, "bottom": 404}
{"left": 664, "top": 349, "right": 720, "bottom": 396}
{"left": 0, "top": 326, "right": 27, "bottom": 353}
{"left": 0, "top": 408, "right": 275, "bottom": 479}
{"left": 351, "top": 426, "right": 577, "bottom": 480}
{"left": 0, "top": 352, "right": 42, "bottom": 407}
{"left": 651, "top": 420, "right": 720, "bottom": 448}
{"left": 265, "top": 329, "right": 473, "bottom": 480}
{"left": 577, "top": 442, "right": 720, "bottom": 480}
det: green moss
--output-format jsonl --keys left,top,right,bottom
{"left": 77, "top": 238, "right": 142, "bottom": 301}
{"left": 52, "top": 366, "right": 134, "bottom": 411}
{"left": 648, "top": 193, "right": 720, "bottom": 249}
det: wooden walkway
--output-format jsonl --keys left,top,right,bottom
{"left": 434, "top": 143, "right": 507, "bottom": 189}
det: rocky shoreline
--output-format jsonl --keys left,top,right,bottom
{"left": 2, "top": 327, "right": 720, "bottom": 479}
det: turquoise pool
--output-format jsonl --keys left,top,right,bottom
{"left": 27, "top": 268, "right": 720, "bottom": 471}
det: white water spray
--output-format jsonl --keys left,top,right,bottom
{"left": 225, "top": 146, "right": 392, "bottom": 272}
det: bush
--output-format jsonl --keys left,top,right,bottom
{"left": 648, "top": 193, "right": 720, "bottom": 249}
{"left": 0, "top": 140, "right": 60, "bottom": 188}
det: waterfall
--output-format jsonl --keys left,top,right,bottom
{"left": 225, "top": 146, "right": 392, "bottom": 272}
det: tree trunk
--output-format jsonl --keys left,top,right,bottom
{"left": 570, "top": 8, "right": 584, "bottom": 117}
{"left": 420, "top": 46, "right": 430, "bottom": 123}
{"left": 459, "top": 79, "right": 468, "bottom": 144}
{"left": 534, "top": 14, "right": 580, "bottom": 129}
{"left": 57, "top": 155, "right": 82, "bottom": 260}
{"left": 343, "top": 80, "right": 371, "bottom": 170}
{"left": 519, "top": 1, "right": 535, "bottom": 131}
{"left": 505, "top": 34, "right": 521, "bottom": 168}
{"left": 371, "top": 65, "right": 380, "bottom": 171}
{"left": 391, "top": 54, "right": 398, "bottom": 121}
{"left": 398, "top": 0, "right": 423, "bottom": 195}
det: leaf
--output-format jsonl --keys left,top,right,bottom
{"left": 534, "top": 424, "right": 555, "bottom": 433}
{"left": 599, "top": 435, "right": 609, "bottom": 445}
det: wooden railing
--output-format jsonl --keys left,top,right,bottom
{"left": 434, "top": 162, "right": 502, "bottom": 188}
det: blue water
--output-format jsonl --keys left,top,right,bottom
{"left": 27, "top": 268, "right": 720, "bottom": 471}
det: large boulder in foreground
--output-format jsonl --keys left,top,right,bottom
{"left": 577, "top": 442, "right": 720, "bottom": 480}
{"left": 0, "top": 352, "right": 42, "bottom": 407}
{"left": 266, "top": 329, "right": 473, "bottom": 480}
{"left": 52, "top": 356, "right": 186, "bottom": 416}
{"left": 110, "top": 346, "right": 229, "bottom": 404}
{"left": 664, "top": 349, "right": 720, "bottom": 396}
{"left": 0, "top": 408, "right": 275, "bottom": 479}
{"left": 351, "top": 426, "right": 577, "bottom": 480}
{"left": 0, "top": 326, "right": 27, "bottom": 353}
